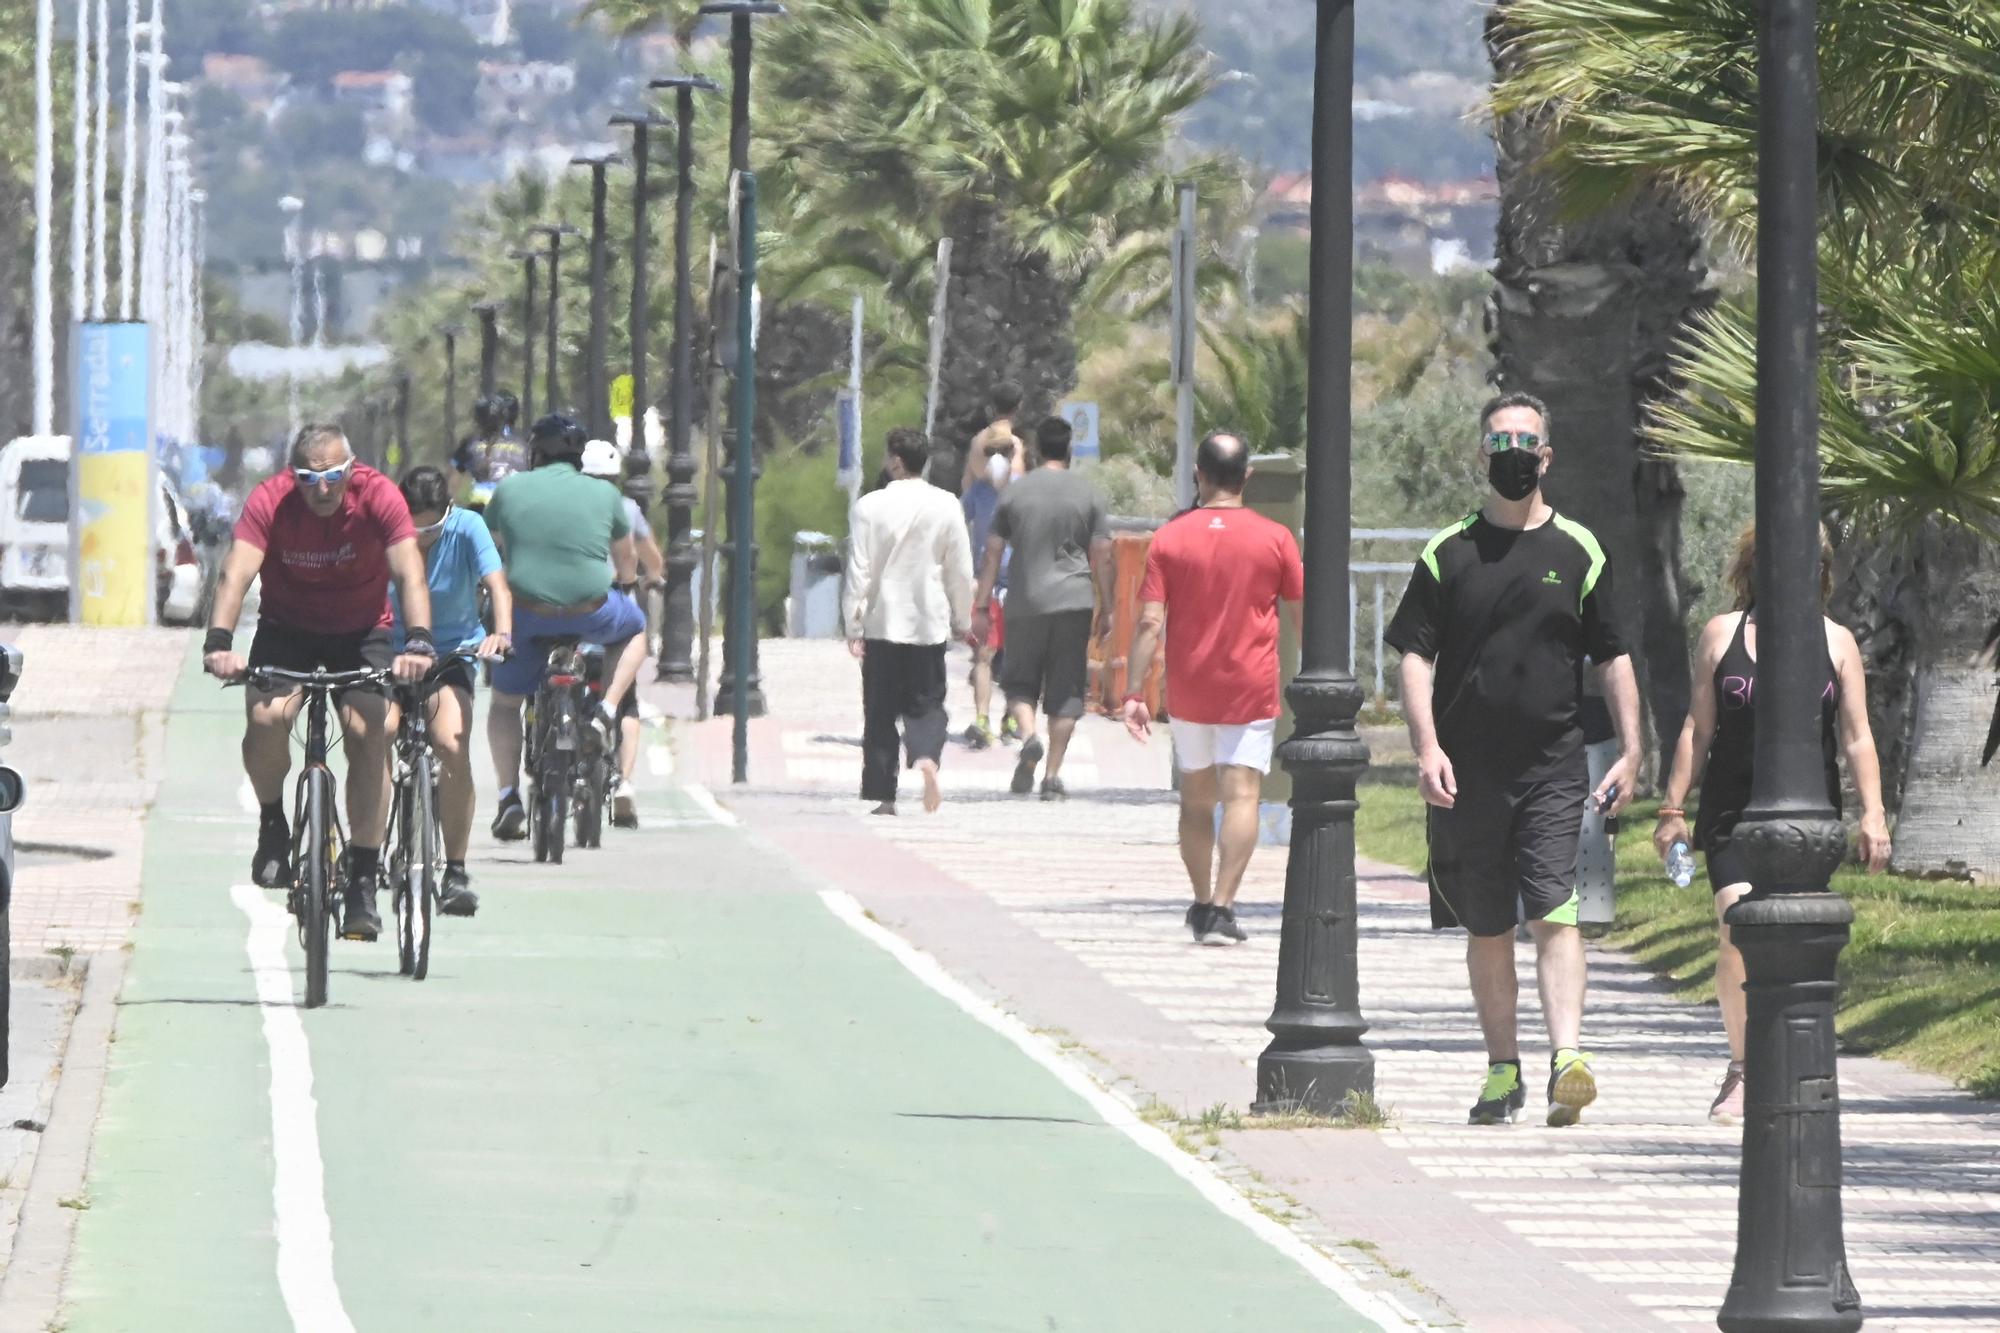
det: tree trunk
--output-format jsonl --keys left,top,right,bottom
{"left": 0, "top": 176, "right": 30, "bottom": 441}
{"left": 931, "top": 199, "right": 1078, "bottom": 488}
{"left": 1886, "top": 523, "right": 2000, "bottom": 879}
{"left": 1488, "top": 6, "right": 1712, "bottom": 778}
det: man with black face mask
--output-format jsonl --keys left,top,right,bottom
{"left": 1384, "top": 391, "right": 1642, "bottom": 1131}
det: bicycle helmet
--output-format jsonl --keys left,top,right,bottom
{"left": 529, "top": 412, "right": 586, "bottom": 463}
{"left": 579, "top": 439, "right": 622, "bottom": 479}
{"left": 490, "top": 390, "right": 520, "bottom": 428}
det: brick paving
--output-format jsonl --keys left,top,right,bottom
{"left": 669, "top": 638, "right": 2000, "bottom": 1332}
{"left": 3, "top": 625, "right": 182, "bottom": 957}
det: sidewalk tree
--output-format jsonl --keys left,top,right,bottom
{"left": 1489, "top": 1, "right": 1714, "bottom": 778}
{"left": 1495, "top": 0, "right": 2000, "bottom": 873}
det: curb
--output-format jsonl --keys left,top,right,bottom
{"left": 0, "top": 946, "right": 127, "bottom": 1332}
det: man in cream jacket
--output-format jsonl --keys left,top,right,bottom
{"left": 843, "top": 427, "right": 977, "bottom": 813}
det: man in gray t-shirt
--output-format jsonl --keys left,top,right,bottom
{"left": 972, "top": 415, "right": 1113, "bottom": 800}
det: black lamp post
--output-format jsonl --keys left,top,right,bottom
{"left": 649, "top": 75, "right": 720, "bottom": 685}
{"left": 474, "top": 301, "right": 500, "bottom": 399}
{"left": 531, "top": 222, "right": 579, "bottom": 414}
{"left": 1253, "top": 0, "right": 1374, "bottom": 1115}
{"left": 571, "top": 153, "right": 619, "bottom": 442}
{"left": 1717, "top": 1, "right": 1859, "bottom": 1328}
{"left": 436, "top": 322, "right": 464, "bottom": 451}
{"left": 700, "top": 0, "right": 782, "bottom": 719}
{"left": 609, "top": 110, "right": 671, "bottom": 457}
{"left": 510, "top": 249, "right": 539, "bottom": 426}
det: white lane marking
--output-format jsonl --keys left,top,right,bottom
{"left": 646, "top": 744, "right": 675, "bottom": 778}
{"left": 239, "top": 779, "right": 261, "bottom": 816}
{"left": 230, "top": 885, "right": 359, "bottom": 1333}
{"left": 818, "top": 889, "right": 1425, "bottom": 1332}
{"left": 683, "top": 782, "right": 737, "bottom": 826}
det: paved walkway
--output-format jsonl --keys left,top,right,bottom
{"left": 18, "top": 650, "right": 1394, "bottom": 1332}
{"left": 679, "top": 638, "right": 2000, "bottom": 1332}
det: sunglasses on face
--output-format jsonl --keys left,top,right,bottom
{"left": 294, "top": 460, "right": 354, "bottom": 489}
{"left": 1484, "top": 430, "right": 1543, "bottom": 452}
{"left": 413, "top": 506, "right": 452, "bottom": 537}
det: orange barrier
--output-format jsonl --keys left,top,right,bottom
{"left": 1087, "top": 530, "right": 1165, "bottom": 718}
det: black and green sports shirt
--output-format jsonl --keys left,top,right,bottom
{"left": 1384, "top": 511, "right": 1630, "bottom": 781}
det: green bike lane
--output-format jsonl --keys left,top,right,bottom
{"left": 59, "top": 659, "right": 1391, "bottom": 1332}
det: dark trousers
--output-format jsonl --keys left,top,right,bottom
{"left": 861, "top": 640, "right": 949, "bottom": 803}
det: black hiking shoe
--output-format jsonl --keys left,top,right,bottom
{"left": 491, "top": 790, "right": 528, "bottom": 841}
{"left": 1010, "top": 736, "right": 1044, "bottom": 795}
{"left": 340, "top": 875, "right": 382, "bottom": 942}
{"left": 253, "top": 809, "right": 291, "bottom": 888}
{"left": 1206, "top": 905, "right": 1248, "bottom": 943}
{"left": 438, "top": 865, "right": 479, "bottom": 918}
{"left": 1185, "top": 901, "right": 1214, "bottom": 942}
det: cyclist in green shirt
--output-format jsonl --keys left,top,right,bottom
{"left": 481, "top": 414, "right": 646, "bottom": 840}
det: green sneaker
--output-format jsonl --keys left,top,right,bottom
{"left": 1547, "top": 1048, "right": 1598, "bottom": 1127}
{"left": 1469, "top": 1061, "right": 1525, "bottom": 1125}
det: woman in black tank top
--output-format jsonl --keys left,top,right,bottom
{"left": 1653, "top": 524, "right": 1891, "bottom": 1126}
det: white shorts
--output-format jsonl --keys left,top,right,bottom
{"left": 1173, "top": 718, "right": 1278, "bottom": 774}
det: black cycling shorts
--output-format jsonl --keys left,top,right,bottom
{"left": 1704, "top": 836, "right": 1752, "bottom": 894}
{"left": 1425, "top": 764, "right": 1587, "bottom": 936}
{"left": 248, "top": 625, "right": 395, "bottom": 697}
{"left": 1001, "top": 609, "right": 1093, "bottom": 720}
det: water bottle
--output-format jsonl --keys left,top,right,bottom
{"left": 1665, "top": 840, "right": 1696, "bottom": 889}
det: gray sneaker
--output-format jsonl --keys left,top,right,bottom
{"left": 1206, "top": 905, "right": 1248, "bottom": 943}
{"left": 1184, "top": 901, "right": 1214, "bottom": 942}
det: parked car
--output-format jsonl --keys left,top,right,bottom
{"left": 0, "top": 436, "right": 211, "bottom": 623}
{"left": 0, "top": 645, "right": 25, "bottom": 1088}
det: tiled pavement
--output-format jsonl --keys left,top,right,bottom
{"left": 670, "top": 639, "right": 2000, "bottom": 1332}
{"left": 3, "top": 625, "right": 180, "bottom": 957}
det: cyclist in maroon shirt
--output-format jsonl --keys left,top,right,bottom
{"left": 202, "top": 424, "right": 435, "bottom": 942}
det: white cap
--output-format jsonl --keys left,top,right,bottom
{"left": 580, "top": 439, "right": 621, "bottom": 479}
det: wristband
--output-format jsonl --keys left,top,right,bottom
{"left": 405, "top": 628, "right": 437, "bottom": 657}
{"left": 203, "top": 627, "right": 234, "bottom": 655}
{"left": 1656, "top": 806, "right": 1685, "bottom": 819}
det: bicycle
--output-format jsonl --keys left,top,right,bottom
{"left": 385, "top": 653, "right": 478, "bottom": 981}
{"left": 242, "top": 665, "right": 391, "bottom": 1009}
{"left": 524, "top": 640, "right": 593, "bottom": 864}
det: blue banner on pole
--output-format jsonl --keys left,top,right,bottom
{"left": 78, "top": 323, "right": 151, "bottom": 455}
{"left": 835, "top": 388, "right": 860, "bottom": 483}
{"left": 71, "top": 322, "right": 156, "bottom": 626}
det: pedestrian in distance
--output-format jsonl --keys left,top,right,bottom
{"left": 971, "top": 415, "right": 1114, "bottom": 801}
{"left": 1384, "top": 391, "right": 1643, "bottom": 1128}
{"left": 1121, "top": 432, "right": 1303, "bottom": 945}
{"left": 1653, "top": 522, "right": 1890, "bottom": 1125}
{"left": 960, "top": 383, "right": 1028, "bottom": 750}
{"left": 844, "top": 428, "right": 977, "bottom": 815}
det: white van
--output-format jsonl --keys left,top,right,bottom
{"left": 0, "top": 437, "right": 204, "bottom": 623}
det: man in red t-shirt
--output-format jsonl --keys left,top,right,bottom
{"left": 202, "top": 424, "right": 435, "bottom": 942}
{"left": 1123, "top": 432, "right": 1303, "bottom": 945}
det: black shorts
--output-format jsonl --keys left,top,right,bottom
{"left": 1704, "top": 836, "right": 1752, "bottom": 894}
{"left": 248, "top": 625, "right": 395, "bottom": 697}
{"left": 1425, "top": 765, "right": 1587, "bottom": 936}
{"left": 427, "top": 656, "right": 478, "bottom": 698}
{"left": 1000, "top": 609, "right": 1092, "bottom": 720}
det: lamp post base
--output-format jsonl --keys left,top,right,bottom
{"left": 1253, "top": 1041, "right": 1374, "bottom": 1116}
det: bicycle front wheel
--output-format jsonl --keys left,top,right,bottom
{"left": 393, "top": 767, "right": 418, "bottom": 977}
{"left": 303, "top": 769, "right": 335, "bottom": 1009}
{"left": 411, "top": 751, "right": 436, "bottom": 982}
{"left": 542, "top": 764, "right": 567, "bottom": 866}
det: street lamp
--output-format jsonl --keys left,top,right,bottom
{"left": 279, "top": 194, "right": 304, "bottom": 439}
{"left": 1253, "top": 0, "right": 1374, "bottom": 1115}
{"left": 509, "top": 248, "right": 539, "bottom": 425}
{"left": 473, "top": 301, "right": 500, "bottom": 398}
{"left": 647, "top": 74, "right": 720, "bottom": 684}
{"left": 608, "top": 110, "right": 670, "bottom": 460}
{"left": 699, "top": 0, "right": 782, "bottom": 718}
{"left": 1716, "top": 1, "right": 1860, "bottom": 1329}
{"left": 435, "top": 322, "right": 465, "bottom": 451}
{"left": 530, "top": 222, "right": 579, "bottom": 414}
{"left": 569, "top": 151, "right": 620, "bottom": 442}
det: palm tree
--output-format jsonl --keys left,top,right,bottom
{"left": 759, "top": 0, "right": 1218, "bottom": 464}
{"left": 1495, "top": 0, "right": 2000, "bottom": 873}
{"left": 1488, "top": 1, "right": 1715, "bottom": 778}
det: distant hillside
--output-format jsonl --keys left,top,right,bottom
{"left": 1159, "top": 0, "right": 1494, "bottom": 180}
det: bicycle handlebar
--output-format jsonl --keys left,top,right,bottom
{"left": 242, "top": 665, "right": 394, "bottom": 691}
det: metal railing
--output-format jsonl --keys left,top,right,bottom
{"left": 1350, "top": 528, "right": 1429, "bottom": 713}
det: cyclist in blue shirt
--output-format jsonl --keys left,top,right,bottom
{"left": 392, "top": 466, "right": 514, "bottom": 916}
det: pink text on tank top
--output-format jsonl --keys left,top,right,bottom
{"left": 1719, "top": 675, "right": 1836, "bottom": 710}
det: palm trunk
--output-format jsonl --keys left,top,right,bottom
{"left": 932, "top": 199, "right": 1078, "bottom": 486}
{"left": 1489, "top": 5, "right": 1712, "bottom": 777}
{"left": 1884, "top": 523, "right": 2000, "bottom": 878}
